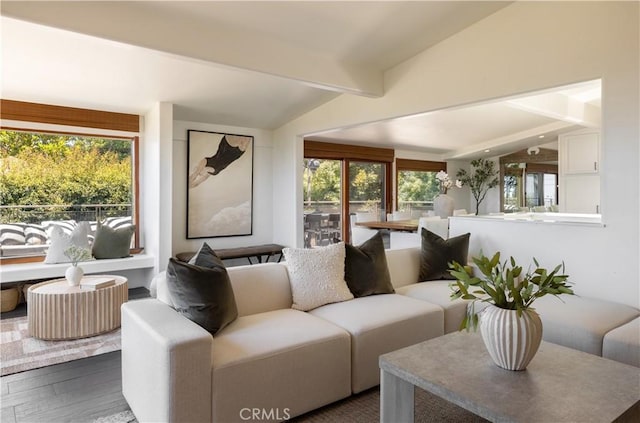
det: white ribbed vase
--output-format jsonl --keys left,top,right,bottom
{"left": 479, "top": 305, "right": 543, "bottom": 371}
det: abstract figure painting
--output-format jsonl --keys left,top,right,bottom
{"left": 187, "top": 130, "right": 253, "bottom": 238}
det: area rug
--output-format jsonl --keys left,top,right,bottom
{"left": 0, "top": 315, "right": 121, "bottom": 376}
{"left": 97, "top": 387, "right": 487, "bottom": 423}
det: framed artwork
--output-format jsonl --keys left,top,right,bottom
{"left": 187, "top": 130, "right": 253, "bottom": 238}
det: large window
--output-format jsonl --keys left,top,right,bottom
{"left": 303, "top": 141, "right": 393, "bottom": 246}
{"left": 0, "top": 100, "right": 140, "bottom": 263}
{"left": 396, "top": 159, "right": 446, "bottom": 215}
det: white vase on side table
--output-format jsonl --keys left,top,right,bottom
{"left": 65, "top": 266, "right": 84, "bottom": 286}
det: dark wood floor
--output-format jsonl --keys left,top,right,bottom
{"left": 1, "top": 288, "right": 149, "bottom": 423}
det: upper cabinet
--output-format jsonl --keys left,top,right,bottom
{"left": 561, "top": 131, "right": 599, "bottom": 174}
{"left": 559, "top": 129, "right": 601, "bottom": 213}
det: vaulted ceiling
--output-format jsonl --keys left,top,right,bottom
{"left": 1, "top": 1, "right": 600, "bottom": 158}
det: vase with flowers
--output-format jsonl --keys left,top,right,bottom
{"left": 449, "top": 252, "right": 573, "bottom": 370}
{"left": 433, "top": 170, "right": 462, "bottom": 218}
{"left": 64, "top": 245, "right": 92, "bottom": 286}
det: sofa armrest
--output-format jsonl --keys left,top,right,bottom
{"left": 121, "top": 299, "right": 213, "bottom": 423}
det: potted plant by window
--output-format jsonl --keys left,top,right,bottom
{"left": 449, "top": 252, "right": 573, "bottom": 370}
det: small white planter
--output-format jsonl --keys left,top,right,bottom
{"left": 479, "top": 305, "right": 543, "bottom": 371}
{"left": 65, "top": 266, "right": 84, "bottom": 287}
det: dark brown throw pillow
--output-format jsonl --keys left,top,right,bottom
{"left": 345, "top": 232, "right": 395, "bottom": 297}
{"left": 419, "top": 228, "right": 470, "bottom": 281}
{"left": 165, "top": 257, "right": 238, "bottom": 335}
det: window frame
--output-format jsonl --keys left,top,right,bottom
{"left": 395, "top": 158, "right": 446, "bottom": 212}
{"left": 304, "top": 140, "right": 394, "bottom": 243}
{"left": 0, "top": 100, "right": 141, "bottom": 265}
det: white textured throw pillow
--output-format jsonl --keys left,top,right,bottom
{"left": 283, "top": 242, "right": 354, "bottom": 311}
{"left": 44, "top": 221, "right": 91, "bottom": 264}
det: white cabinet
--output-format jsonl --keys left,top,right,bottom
{"left": 562, "top": 132, "right": 599, "bottom": 173}
{"left": 559, "top": 129, "right": 600, "bottom": 213}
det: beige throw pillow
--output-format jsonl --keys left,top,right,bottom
{"left": 283, "top": 242, "right": 354, "bottom": 311}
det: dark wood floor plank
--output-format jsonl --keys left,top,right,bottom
{"left": 52, "top": 367, "right": 121, "bottom": 396}
{"left": 1, "top": 384, "right": 55, "bottom": 408}
{"left": 0, "top": 288, "right": 149, "bottom": 422}
{"left": 3, "top": 350, "right": 120, "bottom": 387}
{"left": 6, "top": 352, "right": 120, "bottom": 394}
{"left": 14, "top": 377, "right": 121, "bottom": 420}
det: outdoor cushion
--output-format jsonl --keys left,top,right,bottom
{"left": 0, "top": 223, "right": 26, "bottom": 245}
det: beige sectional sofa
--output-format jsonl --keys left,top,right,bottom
{"left": 121, "top": 247, "right": 639, "bottom": 423}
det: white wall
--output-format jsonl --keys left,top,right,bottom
{"left": 449, "top": 217, "right": 638, "bottom": 308}
{"left": 171, "top": 120, "right": 274, "bottom": 255}
{"left": 273, "top": 2, "right": 639, "bottom": 306}
{"left": 141, "top": 102, "right": 174, "bottom": 276}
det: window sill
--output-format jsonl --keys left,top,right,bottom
{"left": 0, "top": 254, "right": 155, "bottom": 284}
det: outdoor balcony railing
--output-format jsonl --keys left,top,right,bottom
{"left": 0, "top": 204, "right": 132, "bottom": 225}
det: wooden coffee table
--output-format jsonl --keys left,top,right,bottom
{"left": 380, "top": 331, "right": 640, "bottom": 422}
{"left": 27, "top": 275, "right": 128, "bottom": 340}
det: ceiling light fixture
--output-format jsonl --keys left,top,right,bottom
{"left": 538, "top": 135, "right": 545, "bottom": 138}
{"left": 484, "top": 149, "right": 491, "bottom": 153}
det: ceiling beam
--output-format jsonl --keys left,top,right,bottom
{"left": 445, "top": 121, "right": 576, "bottom": 160}
{"left": 2, "top": 1, "right": 383, "bottom": 97}
{"left": 505, "top": 92, "right": 601, "bottom": 128}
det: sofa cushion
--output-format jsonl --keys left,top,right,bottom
{"left": 603, "top": 317, "right": 640, "bottom": 367}
{"left": 534, "top": 295, "right": 640, "bottom": 356}
{"left": 166, "top": 258, "right": 238, "bottom": 335}
{"left": 395, "top": 280, "right": 469, "bottom": 333}
{"left": 44, "top": 221, "right": 91, "bottom": 264}
{"left": 25, "top": 224, "right": 47, "bottom": 245}
{"left": 419, "top": 228, "right": 470, "bottom": 281}
{"left": 227, "top": 263, "right": 292, "bottom": 317}
{"left": 385, "top": 247, "right": 421, "bottom": 289}
{"left": 345, "top": 232, "right": 394, "bottom": 297}
{"left": 92, "top": 222, "right": 135, "bottom": 259}
{"left": 309, "top": 294, "right": 444, "bottom": 393}
{"left": 283, "top": 242, "right": 354, "bottom": 311}
{"left": 211, "top": 308, "right": 351, "bottom": 421}
{"left": 0, "top": 223, "right": 26, "bottom": 245}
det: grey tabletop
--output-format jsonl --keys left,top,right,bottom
{"left": 380, "top": 331, "right": 640, "bottom": 423}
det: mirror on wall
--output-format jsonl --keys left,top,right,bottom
{"left": 494, "top": 80, "right": 601, "bottom": 215}
{"left": 500, "top": 146, "right": 559, "bottom": 212}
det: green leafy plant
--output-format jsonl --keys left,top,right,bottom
{"left": 64, "top": 245, "right": 92, "bottom": 267}
{"left": 456, "top": 158, "right": 499, "bottom": 215}
{"left": 449, "top": 252, "right": 574, "bottom": 331}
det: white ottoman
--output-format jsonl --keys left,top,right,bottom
{"left": 603, "top": 317, "right": 640, "bottom": 367}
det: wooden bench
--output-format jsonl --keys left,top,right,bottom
{"left": 176, "top": 244, "right": 285, "bottom": 265}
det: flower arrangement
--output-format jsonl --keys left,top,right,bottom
{"left": 64, "top": 245, "right": 92, "bottom": 267}
{"left": 449, "top": 252, "right": 574, "bottom": 330}
{"left": 435, "top": 170, "right": 462, "bottom": 194}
